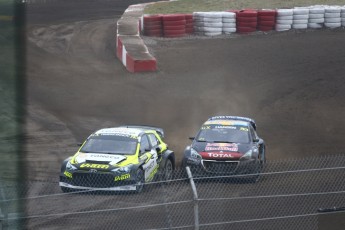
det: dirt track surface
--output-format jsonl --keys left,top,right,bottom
{"left": 23, "top": 0, "right": 345, "bottom": 229}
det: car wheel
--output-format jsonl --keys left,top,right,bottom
{"left": 135, "top": 169, "right": 145, "bottom": 193}
{"left": 163, "top": 159, "right": 173, "bottom": 181}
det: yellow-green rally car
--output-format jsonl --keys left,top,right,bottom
{"left": 59, "top": 125, "right": 175, "bottom": 193}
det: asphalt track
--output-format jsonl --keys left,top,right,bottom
{"left": 22, "top": 0, "right": 345, "bottom": 229}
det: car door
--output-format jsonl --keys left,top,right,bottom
{"left": 140, "top": 134, "right": 158, "bottom": 182}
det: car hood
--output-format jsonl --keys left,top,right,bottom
{"left": 192, "top": 142, "right": 252, "bottom": 160}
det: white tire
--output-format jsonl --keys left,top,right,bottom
{"left": 203, "top": 27, "right": 222, "bottom": 32}
{"left": 325, "top": 12, "right": 341, "bottom": 18}
{"left": 293, "top": 14, "right": 309, "bottom": 20}
{"left": 325, "top": 8, "right": 341, "bottom": 13}
{"left": 325, "top": 17, "right": 341, "bottom": 23}
{"left": 203, "top": 22, "right": 223, "bottom": 27}
{"left": 308, "top": 23, "right": 323, "bottom": 29}
{"left": 292, "top": 23, "right": 308, "bottom": 29}
{"left": 223, "top": 27, "right": 237, "bottom": 33}
{"left": 309, "top": 18, "right": 325, "bottom": 23}
{"left": 309, "top": 14, "right": 324, "bottom": 19}
{"left": 222, "top": 18, "right": 236, "bottom": 23}
{"left": 277, "top": 9, "right": 293, "bottom": 16}
{"left": 293, "top": 19, "right": 309, "bottom": 24}
{"left": 277, "top": 15, "right": 293, "bottom": 20}
{"left": 202, "top": 17, "right": 222, "bottom": 23}
{"left": 221, "top": 12, "right": 236, "bottom": 18}
{"left": 204, "top": 31, "right": 222, "bottom": 36}
{"left": 342, "top": 18, "right": 345, "bottom": 23}
{"left": 324, "top": 22, "right": 341, "bottom": 28}
{"left": 222, "top": 22, "right": 236, "bottom": 28}
{"left": 293, "top": 8, "right": 309, "bottom": 15}
{"left": 342, "top": 22, "right": 345, "bottom": 27}
{"left": 193, "top": 26, "right": 204, "bottom": 31}
{"left": 194, "top": 22, "right": 205, "bottom": 27}
{"left": 341, "top": 13, "right": 345, "bottom": 18}
{"left": 275, "top": 24, "right": 291, "bottom": 30}
{"left": 202, "top": 12, "right": 224, "bottom": 18}
{"left": 276, "top": 19, "right": 293, "bottom": 25}
{"left": 309, "top": 8, "right": 325, "bottom": 14}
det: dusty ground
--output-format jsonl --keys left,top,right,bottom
{"left": 19, "top": 0, "right": 345, "bottom": 229}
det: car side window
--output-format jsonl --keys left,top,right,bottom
{"left": 249, "top": 126, "right": 258, "bottom": 141}
{"left": 148, "top": 134, "right": 159, "bottom": 147}
{"left": 140, "top": 135, "right": 150, "bottom": 154}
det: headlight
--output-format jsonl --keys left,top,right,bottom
{"left": 112, "top": 165, "right": 132, "bottom": 173}
{"left": 66, "top": 161, "right": 77, "bottom": 171}
{"left": 241, "top": 150, "right": 253, "bottom": 160}
{"left": 191, "top": 148, "right": 201, "bottom": 159}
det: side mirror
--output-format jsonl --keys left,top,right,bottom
{"left": 156, "top": 146, "right": 162, "bottom": 153}
{"left": 189, "top": 137, "right": 195, "bottom": 140}
{"left": 253, "top": 139, "right": 259, "bottom": 143}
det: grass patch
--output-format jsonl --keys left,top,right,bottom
{"left": 144, "top": 0, "right": 345, "bottom": 14}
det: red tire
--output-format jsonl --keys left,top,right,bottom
{"left": 162, "top": 14, "right": 186, "bottom": 21}
{"left": 163, "top": 25, "right": 186, "bottom": 30}
{"left": 143, "top": 15, "right": 162, "bottom": 23}
{"left": 258, "top": 10, "right": 277, "bottom": 16}
{"left": 237, "top": 26, "right": 256, "bottom": 33}
{"left": 185, "top": 28, "right": 194, "bottom": 33}
{"left": 144, "top": 24, "right": 163, "bottom": 30}
{"left": 237, "top": 10, "right": 258, "bottom": 17}
{"left": 164, "top": 29, "right": 186, "bottom": 35}
{"left": 237, "top": 16, "right": 257, "bottom": 22}
{"left": 144, "top": 21, "right": 162, "bottom": 27}
{"left": 258, "top": 15, "right": 276, "bottom": 21}
{"left": 258, "top": 25, "right": 274, "bottom": 31}
{"left": 163, "top": 20, "right": 186, "bottom": 26}
{"left": 186, "top": 19, "right": 194, "bottom": 24}
{"left": 237, "top": 21, "right": 257, "bottom": 27}
{"left": 258, "top": 20, "right": 275, "bottom": 26}
{"left": 184, "top": 14, "right": 193, "bottom": 19}
{"left": 185, "top": 23, "right": 193, "bottom": 28}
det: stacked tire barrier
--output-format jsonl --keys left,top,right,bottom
{"left": 324, "top": 7, "right": 341, "bottom": 28}
{"left": 292, "top": 8, "right": 309, "bottom": 29}
{"left": 143, "top": 15, "right": 163, "bottom": 37}
{"left": 185, "top": 14, "right": 194, "bottom": 34}
{"left": 308, "top": 7, "right": 325, "bottom": 29}
{"left": 257, "top": 9, "right": 277, "bottom": 31}
{"left": 222, "top": 12, "right": 236, "bottom": 34}
{"left": 342, "top": 8, "right": 345, "bottom": 27}
{"left": 236, "top": 10, "right": 258, "bottom": 33}
{"left": 162, "top": 14, "right": 186, "bottom": 38}
{"left": 275, "top": 9, "right": 293, "bottom": 31}
{"left": 193, "top": 12, "right": 223, "bottom": 36}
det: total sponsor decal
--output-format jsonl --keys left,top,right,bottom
{"left": 205, "top": 143, "right": 239, "bottom": 152}
{"left": 76, "top": 153, "right": 126, "bottom": 164}
{"left": 200, "top": 151, "right": 243, "bottom": 160}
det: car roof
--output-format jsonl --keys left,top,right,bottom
{"left": 94, "top": 127, "right": 144, "bottom": 137}
{"left": 204, "top": 119, "right": 249, "bottom": 126}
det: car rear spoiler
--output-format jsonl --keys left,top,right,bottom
{"left": 120, "top": 125, "right": 165, "bottom": 138}
{"left": 208, "top": 116, "right": 257, "bottom": 130}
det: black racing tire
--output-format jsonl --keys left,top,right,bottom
{"left": 135, "top": 168, "right": 145, "bottom": 193}
{"left": 161, "top": 159, "right": 174, "bottom": 182}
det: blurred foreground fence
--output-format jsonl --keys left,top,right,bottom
{"left": 1, "top": 155, "right": 345, "bottom": 229}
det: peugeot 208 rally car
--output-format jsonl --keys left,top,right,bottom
{"left": 59, "top": 126, "right": 175, "bottom": 193}
{"left": 182, "top": 116, "right": 266, "bottom": 181}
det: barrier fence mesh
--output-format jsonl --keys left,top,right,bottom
{"left": 1, "top": 154, "right": 345, "bottom": 229}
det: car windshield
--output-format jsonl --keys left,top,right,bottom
{"left": 196, "top": 125, "right": 250, "bottom": 143}
{"left": 80, "top": 134, "right": 138, "bottom": 155}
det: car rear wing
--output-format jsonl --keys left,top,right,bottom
{"left": 120, "top": 125, "right": 165, "bottom": 138}
{"left": 208, "top": 116, "right": 257, "bottom": 130}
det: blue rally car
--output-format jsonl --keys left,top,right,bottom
{"left": 182, "top": 116, "right": 266, "bottom": 181}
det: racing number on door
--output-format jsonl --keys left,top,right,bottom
{"left": 140, "top": 135, "right": 158, "bottom": 181}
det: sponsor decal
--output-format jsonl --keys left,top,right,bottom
{"left": 64, "top": 171, "right": 73, "bottom": 178}
{"left": 115, "top": 174, "right": 130, "bottom": 181}
{"left": 77, "top": 153, "right": 126, "bottom": 165}
{"left": 240, "top": 127, "right": 249, "bottom": 132}
{"left": 200, "top": 151, "right": 243, "bottom": 160}
{"left": 205, "top": 120, "right": 233, "bottom": 125}
{"left": 80, "top": 163, "right": 109, "bottom": 169}
{"left": 187, "top": 157, "right": 201, "bottom": 165}
{"left": 205, "top": 143, "right": 239, "bottom": 152}
{"left": 215, "top": 125, "right": 236, "bottom": 129}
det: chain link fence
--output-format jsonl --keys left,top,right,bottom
{"left": 1, "top": 154, "right": 345, "bottom": 229}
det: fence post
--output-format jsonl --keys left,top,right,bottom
{"left": 186, "top": 167, "right": 199, "bottom": 230}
